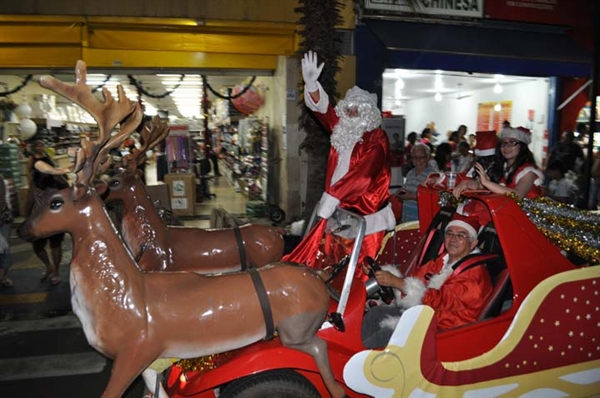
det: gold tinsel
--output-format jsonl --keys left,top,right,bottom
{"left": 176, "top": 352, "right": 233, "bottom": 373}
{"left": 438, "top": 191, "right": 600, "bottom": 264}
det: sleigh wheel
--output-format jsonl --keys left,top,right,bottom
{"left": 220, "top": 370, "right": 319, "bottom": 398}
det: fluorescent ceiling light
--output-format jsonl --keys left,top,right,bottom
{"left": 435, "top": 92, "right": 442, "bottom": 101}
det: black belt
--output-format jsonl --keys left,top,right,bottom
{"left": 248, "top": 267, "right": 275, "bottom": 340}
{"left": 233, "top": 226, "right": 249, "bottom": 271}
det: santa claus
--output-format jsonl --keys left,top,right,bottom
{"left": 283, "top": 51, "right": 395, "bottom": 279}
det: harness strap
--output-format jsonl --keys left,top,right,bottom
{"left": 233, "top": 226, "right": 248, "bottom": 271}
{"left": 452, "top": 253, "right": 499, "bottom": 275}
{"left": 248, "top": 268, "right": 275, "bottom": 340}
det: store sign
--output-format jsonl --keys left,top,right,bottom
{"left": 484, "top": 0, "right": 577, "bottom": 26}
{"left": 364, "top": 0, "right": 484, "bottom": 18}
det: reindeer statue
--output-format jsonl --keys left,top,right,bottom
{"left": 97, "top": 117, "right": 285, "bottom": 273}
{"left": 18, "top": 61, "right": 346, "bottom": 398}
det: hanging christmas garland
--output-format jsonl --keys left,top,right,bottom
{"left": 203, "top": 76, "right": 257, "bottom": 100}
{"left": 0, "top": 75, "right": 33, "bottom": 97}
{"left": 91, "top": 75, "right": 112, "bottom": 93}
{"left": 127, "top": 74, "right": 185, "bottom": 98}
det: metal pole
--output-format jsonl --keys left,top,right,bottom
{"left": 583, "top": 0, "right": 599, "bottom": 209}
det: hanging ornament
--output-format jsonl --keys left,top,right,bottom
{"left": 14, "top": 102, "right": 32, "bottom": 119}
{"left": 19, "top": 118, "right": 37, "bottom": 139}
{"left": 231, "top": 85, "right": 264, "bottom": 115}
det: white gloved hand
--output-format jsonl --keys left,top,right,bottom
{"left": 301, "top": 51, "right": 324, "bottom": 93}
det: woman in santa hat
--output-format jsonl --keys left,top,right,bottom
{"left": 454, "top": 127, "right": 543, "bottom": 199}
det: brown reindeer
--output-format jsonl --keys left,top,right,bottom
{"left": 98, "top": 117, "right": 285, "bottom": 274}
{"left": 18, "top": 61, "right": 345, "bottom": 398}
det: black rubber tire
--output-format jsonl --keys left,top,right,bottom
{"left": 220, "top": 370, "right": 320, "bottom": 398}
{"left": 269, "top": 207, "right": 286, "bottom": 224}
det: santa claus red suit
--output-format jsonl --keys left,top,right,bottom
{"left": 283, "top": 52, "right": 395, "bottom": 279}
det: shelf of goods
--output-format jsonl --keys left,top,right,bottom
{"left": 0, "top": 144, "right": 22, "bottom": 187}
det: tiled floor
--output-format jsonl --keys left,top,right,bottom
{"left": 145, "top": 160, "right": 249, "bottom": 229}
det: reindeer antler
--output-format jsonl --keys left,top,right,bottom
{"left": 39, "top": 61, "right": 142, "bottom": 190}
{"left": 122, "top": 116, "right": 169, "bottom": 171}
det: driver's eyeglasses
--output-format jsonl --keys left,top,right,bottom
{"left": 500, "top": 140, "right": 519, "bottom": 148}
{"left": 412, "top": 155, "right": 427, "bottom": 160}
{"left": 444, "top": 231, "right": 470, "bottom": 241}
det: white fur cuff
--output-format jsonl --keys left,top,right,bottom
{"left": 304, "top": 82, "right": 329, "bottom": 114}
{"left": 317, "top": 192, "right": 340, "bottom": 220}
{"left": 396, "top": 276, "right": 427, "bottom": 309}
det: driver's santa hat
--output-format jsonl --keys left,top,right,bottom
{"left": 344, "top": 86, "right": 378, "bottom": 107}
{"left": 446, "top": 213, "right": 480, "bottom": 241}
{"left": 474, "top": 130, "right": 498, "bottom": 157}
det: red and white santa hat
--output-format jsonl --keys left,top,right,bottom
{"left": 474, "top": 130, "right": 498, "bottom": 157}
{"left": 500, "top": 126, "right": 532, "bottom": 145}
{"left": 446, "top": 212, "right": 480, "bottom": 241}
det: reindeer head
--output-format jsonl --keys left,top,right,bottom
{"left": 98, "top": 116, "right": 169, "bottom": 203}
{"left": 18, "top": 60, "right": 142, "bottom": 241}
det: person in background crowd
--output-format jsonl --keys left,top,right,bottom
{"left": 453, "top": 127, "right": 543, "bottom": 200}
{"left": 283, "top": 51, "right": 395, "bottom": 279}
{"left": 448, "top": 130, "right": 460, "bottom": 152}
{"left": 397, "top": 143, "right": 438, "bottom": 222}
{"left": 502, "top": 120, "right": 511, "bottom": 130}
{"left": 467, "top": 133, "right": 476, "bottom": 150}
{"left": 434, "top": 142, "right": 453, "bottom": 172}
{"left": 361, "top": 211, "right": 492, "bottom": 348}
{"left": 420, "top": 128, "right": 434, "bottom": 152}
{"left": 0, "top": 174, "right": 13, "bottom": 288}
{"left": 457, "top": 124, "right": 468, "bottom": 143}
{"left": 542, "top": 159, "right": 576, "bottom": 204}
{"left": 575, "top": 122, "right": 588, "bottom": 145}
{"left": 454, "top": 141, "right": 474, "bottom": 173}
{"left": 155, "top": 140, "right": 168, "bottom": 182}
{"left": 26, "top": 140, "right": 72, "bottom": 286}
{"left": 402, "top": 131, "right": 418, "bottom": 176}
{"left": 548, "top": 130, "right": 585, "bottom": 173}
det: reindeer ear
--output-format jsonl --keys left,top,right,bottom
{"left": 95, "top": 181, "right": 108, "bottom": 195}
{"left": 73, "top": 184, "right": 87, "bottom": 201}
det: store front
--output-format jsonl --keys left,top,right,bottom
{"left": 355, "top": 1, "right": 594, "bottom": 167}
{"left": 0, "top": 14, "right": 301, "bottom": 220}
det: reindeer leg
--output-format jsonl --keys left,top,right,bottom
{"left": 101, "top": 352, "right": 157, "bottom": 398}
{"left": 286, "top": 335, "right": 346, "bottom": 398}
{"left": 142, "top": 368, "right": 169, "bottom": 398}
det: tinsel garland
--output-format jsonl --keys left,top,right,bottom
{"left": 517, "top": 195, "right": 600, "bottom": 264}
{"left": 176, "top": 352, "right": 232, "bottom": 373}
{"left": 437, "top": 191, "right": 600, "bottom": 264}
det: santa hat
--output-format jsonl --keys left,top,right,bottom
{"left": 344, "top": 86, "right": 378, "bottom": 107}
{"left": 446, "top": 213, "right": 480, "bottom": 241}
{"left": 500, "top": 126, "right": 532, "bottom": 145}
{"left": 474, "top": 130, "right": 498, "bottom": 157}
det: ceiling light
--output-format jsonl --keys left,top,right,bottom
{"left": 435, "top": 92, "right": 442, "bottom": 101}
{"left": 494, "top": 83, "right": 503, "bottom": 94}
{"left": 494, "top": 103, "right": 502, "bottom": 112}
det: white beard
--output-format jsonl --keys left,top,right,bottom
{"left": 331, "top": 114, "right": 365, "bottom": 153}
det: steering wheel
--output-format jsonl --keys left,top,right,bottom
{"left": 365, "top": 257, "right": 396, "bottom": 304}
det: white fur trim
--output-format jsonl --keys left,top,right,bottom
{"left": 515, "top": 166, "right": 544, "bottom": 186}
{"left": 304, "top": 81, "right": 329, "bottom": 114}
{"left": 446, "top": 220, "right": 477, "bottom": 240}
{"left": 379, "top": 315, "right": 400, "bottom": 330}
{"left": 331, "top": 149, "right": 352, "bottom": 185}
{"left": 317, "top": 192, "right": 339, "bottom": 219}
{"left": 500, "top": 127, "right": 531, "bottom": 145}
{"left": 427, "top": 263, "right": 453, "bottom": 290}
{"left": 396, "top": 276, "right": 427, "bottom": 309}
{"left": 364, "top": 203, "right": 396, "bottom": 235}
{"left": 474, "top": 147, "right": 495, "bottom": 156}
{"left": 381, "top": 264, "right": 402, "bottom": 278}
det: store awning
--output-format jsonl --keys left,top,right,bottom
{"left": 364, "top": 19, "right": 592, "bottom": 77}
